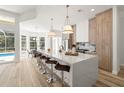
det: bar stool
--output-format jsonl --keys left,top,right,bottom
{"left": 55, "top": 63, "right": 70, "bottom": 86}
{"left": 32, "top": 50, "right": 38, "bottom": 57}
{"left": 34, "top": 52, "right": 41, "bottom": 58}
{"left": 40, "top": 56, "right": 50, "bottom": 74}
{"left": 32, "top": 52, "right": 40, "bottom": 63}
{"left": 39, "top": 55, "right": 44, "bottom": 70}
{"left": 45, "top": 59, "right": 57, "bottom": 83}
{"left": 36, "top": 53, "right": 42, "bottom": 66}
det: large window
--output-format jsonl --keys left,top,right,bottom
{"left": 21, "top": 35, "right": 26, "bottom": 51}
{"left": 39, "top": 37, "right": 45, "bottom": 50}
{"left": 0, "top": 32, "right": 5, "bottom": 52}
{"left": 30, "top": 37, "right": 37, "bottom": 50}
{"left": 0, "top": 31, "right": 15, "bottom": 53}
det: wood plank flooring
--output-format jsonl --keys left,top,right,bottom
{"left": 96, "top": 68, "right": 124, "bottom": 87}
{"left": 0, "top": 57, "right": 62, "bottom": 87}
{"left": 118, "top": 66, "right": 124, "bottom": 78}
{"left": 0, "top": 57, "right": 124, "bottom": 87}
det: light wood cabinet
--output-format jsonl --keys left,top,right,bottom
{"left": 89, "top": 9, "right": 112, "bottom": 72}
{"left": 89, "top": 18, "right": 96, "bottom": 44}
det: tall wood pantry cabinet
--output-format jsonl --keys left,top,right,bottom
{"left": 89, "top": 9, "right": 112, "bottom": 72}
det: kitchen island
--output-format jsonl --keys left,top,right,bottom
{"left": 39, "top": 50, "right": 98, "bottom": 87}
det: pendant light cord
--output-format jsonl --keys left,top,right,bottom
{"left": 66, "top": 5, "right": 69, "bottom": 18}
{"left": 65, "top": 5, "right": 70, "bottom": 25}
{"left": 51, "top": 18, "right": 53, "bottom": 31}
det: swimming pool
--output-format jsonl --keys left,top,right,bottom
{"left": 0, "top": 53, "right": 15, "bottom": 57}
{"left": 0, "top": 53, "right": 15, "bottom": 63}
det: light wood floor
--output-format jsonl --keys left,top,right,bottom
{"left": 118, "top": 66, "right": 124, "bottom": 78}
{"left": 96, "top": 68, "right": 124, "bottom": 87}
{"left": 0, "top": 57, "right": 62, "bottom": 87}
{"left": 0, "top": 57, "right": 124, "bottom": 87}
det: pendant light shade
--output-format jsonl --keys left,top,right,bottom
{"left": 48, "top": 31, "right": 56, "bottom": 36}
{"left": 63, "top": 25, "right": 73, "bottom": 34}
{"left": 48, "top": 18, "right": 56, "bottom": 37}
{"left": 63, "top": 5, "right": 73, "bottom": 34}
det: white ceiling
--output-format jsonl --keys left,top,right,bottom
{"left": 0, "top": 5, "right": 37, "bottom": 14}
{"left": 20, "top": 5, "right": 113, "bottom": 32}
{"left": 0, "top": 5, "right": 113, "bottom": 32}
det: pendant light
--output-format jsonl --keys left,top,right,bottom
{"left": 48, "top": 18, "right": 56, "bottom": 37}
{"left": 63, "top": 5, "right": 73, "bottom": 34}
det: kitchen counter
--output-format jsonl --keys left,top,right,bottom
{"left": 40, "top": 50, "right": 96, "bottom": 65}
{"left": 39, "top": 50, "right": 98, "bottom": 87}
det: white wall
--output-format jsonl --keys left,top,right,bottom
{"left": 0, "top": 24, "right": 16, "bottom": 32}
{"left": 76, "top": 19, "right": 89, "bottom": 42}
{"left": 45, "top": 37, "right": 50, "bottom": 51}
{"left": 19, "top": 9, "right": 37, "bottom": 22}
{"left": 0, "top": 10, "right": 17, "bottom": 26}
{"left": 0, "top": 9, "right": 17, "bottom": 32}
{"left": 119, "top": 10, "right": 124, "bottom": 66}
{"left": 45, "top": 36, "right": 62, "bottom": 52}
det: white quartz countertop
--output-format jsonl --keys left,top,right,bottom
{"left": 39, "top": 50, "right": 97, "bottom": 65}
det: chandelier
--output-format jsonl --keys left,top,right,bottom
{"left": 48, "top": 18, "right": 56, "bottom": 37}
{"left": 63, "top": 5, "right": 73, "bottom": 34}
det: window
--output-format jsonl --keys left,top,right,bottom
{"left": 39, "top": 37, "right": 45, "bottom": 50}
{"left": 21, "top": 35, "right": 26, "bottom": 51}
{"left": 30, "top": 37, "right": 37, "bottom": 50}
{"left": 0, "top": 31, "right": 15, "bottom": 53}
{"left": 0, "top": 32, "right": 5, "bottom": 52}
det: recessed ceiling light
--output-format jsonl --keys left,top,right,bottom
{"left": 91, "top": 9, "right": 95, "bottom": 12}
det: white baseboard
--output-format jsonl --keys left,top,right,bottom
{"left": 112, "top": 70, "right": 118, "bottom": 75}
{"left": 112, "top": 68, "right": 120, "bottom": 75}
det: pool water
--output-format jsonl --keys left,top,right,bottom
{"left": 0, "top": 53, "right": 15, "bottom": 57}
